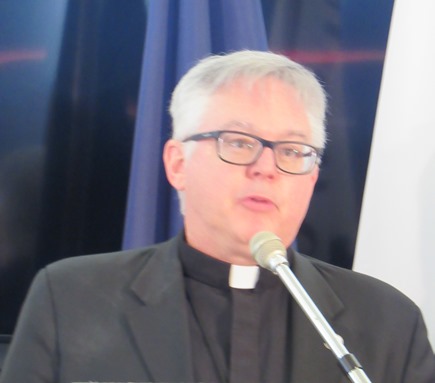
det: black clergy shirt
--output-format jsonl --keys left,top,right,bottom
{"left": 179, "top": 236, "right": 291, "bottom": 383}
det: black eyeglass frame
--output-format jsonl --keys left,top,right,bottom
{"left": 182, "top": 130, "right": 323, "bottom": 175}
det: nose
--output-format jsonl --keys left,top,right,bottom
{"left": 246, "top": 147, "right": 277, "bottom": 178}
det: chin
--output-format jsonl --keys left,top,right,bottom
{"left": 241, "top": 225, "right": 280, "bottom": 243}
{"left": 252, "top": 226, "right": 295, "bottom": 247}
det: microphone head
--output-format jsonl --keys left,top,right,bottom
{"left": 249, "top": 231, "right": 289, "bottom": 272}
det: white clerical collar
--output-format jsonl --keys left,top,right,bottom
{"left": 229, "top": 264, "right": 260, "bottom": 289}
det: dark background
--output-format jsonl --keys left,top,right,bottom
{"left": 0, "top": 0, "right": 394, "bottom": 335}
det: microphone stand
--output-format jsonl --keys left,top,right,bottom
{"left": 274, "top": 261, "right": 372, "bottom": 383}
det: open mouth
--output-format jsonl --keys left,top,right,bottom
{"left": 250, "top": 196, "right": 271, "bottom": 203}
{"left": 242, "top": 195, "right": 276, "bottom": 211}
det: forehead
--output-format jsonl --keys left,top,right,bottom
{"left": 200, "top": 77, "right": 312, "bottom": 140}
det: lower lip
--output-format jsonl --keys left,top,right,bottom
{"left": 241, "top": 197, "right": 276, "bottom": 212}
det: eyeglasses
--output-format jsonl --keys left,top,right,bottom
{"left": 182, "top": 130, "right": 322, "bottom": 175}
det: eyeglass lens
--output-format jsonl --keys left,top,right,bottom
{"left": 217, "top": 131, "right": 317, "bottom": 174}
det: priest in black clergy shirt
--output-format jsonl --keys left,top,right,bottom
{"left": 1, "top": 51, "right": 435, "bottom": 383}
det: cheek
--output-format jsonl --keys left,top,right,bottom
{"left": 277, "top": 180, "right": 317, "bottom": 245}
{"left": 184, "top": 156, "right": 232, "bottom": 207}
{"left": 284, "top": 178, "right": 317, "bottom": 217}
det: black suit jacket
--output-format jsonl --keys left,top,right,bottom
{"left": 1, "top": 236, "right": 435, "bottom": 382}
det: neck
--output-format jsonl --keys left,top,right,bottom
{"left": 184, "top": 227, "right": 257, "bottom": 266}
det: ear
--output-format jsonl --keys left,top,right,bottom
{"left": 163, "top": 139, "right": 186, "bottom": 191}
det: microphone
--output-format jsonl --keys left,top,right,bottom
{"left": 250, "top": 232, "right": 372, "bottom": 383}
{"left": 249, "top": 231, "right": 289, "bottom": 271}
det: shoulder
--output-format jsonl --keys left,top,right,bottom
{"left": 295, "top": 254, "right": 435, "bottom": 380}
{"left": 297, "top": 253, "right": 421, "bottom": 317}
{"left": 39, "top": 237, "right": 179, "bottom": 294}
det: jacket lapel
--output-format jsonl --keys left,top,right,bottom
{"left": 124, "top": 237, "right": 194, "bottom": 382}
{"left": 288, "top": 252, "right": 349, "bottom": 383}
{"left": 122, "top": 240, "right": 352, "bottom": 382}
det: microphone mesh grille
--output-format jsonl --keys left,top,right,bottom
{"left": 249, "top": 231, "right": 287, "bottom": 269}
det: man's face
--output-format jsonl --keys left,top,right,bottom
{"left": 164, "top": 77, "right": 319, "bottom": 264}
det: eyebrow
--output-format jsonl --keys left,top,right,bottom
{"left": 225, "top": 120, "right": 309, "bottom": 141}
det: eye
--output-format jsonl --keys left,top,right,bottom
{"left": 280, "top": 147, "right": 302, "bottom": 158}
{"left": 228, "top": 138, "right": 254, "bottom": 149}
{"left": 220, "top": 133, "right": 257, "bottom": 150}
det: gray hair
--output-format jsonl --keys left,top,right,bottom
{"left": 169, "top": 50, "right": 327, "bottom": 149}
{"left": 168, "top": 50, "right": 328, "bottom": 214}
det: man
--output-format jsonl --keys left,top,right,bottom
{"left": 1, "top": 51, "right": 434, "bottom": 383}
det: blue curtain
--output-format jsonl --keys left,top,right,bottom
{"left": 122, "top": 0, "right": 268, "bottom": 249}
